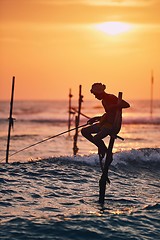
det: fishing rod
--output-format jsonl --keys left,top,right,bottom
{"left": 0, "top": 123, "right": 88, "bottom": 162}
{"left": 71, "top": 107, "right": 90, "bottom": 119}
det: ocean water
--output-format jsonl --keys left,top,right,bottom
{"left": 0, "top": 99, "right": 160, "bottom": 240}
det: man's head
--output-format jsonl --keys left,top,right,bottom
{"left": 90, "top": 83, "right": 106, "bottom": 100}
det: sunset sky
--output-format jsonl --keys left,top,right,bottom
{"left": 0, "top": 0, "right": 160, "bottom": 100}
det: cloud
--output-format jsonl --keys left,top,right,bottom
{"left": 86, "top": 0, "right": 156, "bottom": 7}
{"left": 36, "top": 0, "right": 156, "bottom": 7}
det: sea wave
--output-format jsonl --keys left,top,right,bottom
{"left": 0, "top": 116, "right": 160, "bottom": 125}
{"left": 14, "top": 148, "right": 160, "bottom": 168}
{"left": 52, "top": 148, "right": 160, "bottom": 168}
{"left": 113, "top": 148, "right": 160, "bottom": 166}
{"left": 5, "top": 148, "right": 159, "bottom": 170}
{"left": 123, "top": 117, "right": 160, "bottom": 125}
{"left": 0, "top": 149, "right": 159, "bottom": 240}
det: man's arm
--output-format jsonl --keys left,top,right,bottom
{"left": 107, "top": 99, "right": 130, "bottom": 111}
{"left": 87, "top": 116, "right": 101, "bottom": 125}
{"left": 121, "top": 99, "right": 130, "bottom": 109}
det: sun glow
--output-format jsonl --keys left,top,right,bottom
{"left": 95, "top": 21, "right": 132, "bottom": 35}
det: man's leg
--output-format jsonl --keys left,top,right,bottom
{"left": 81, "top": 123, "right": 100, "bottom": 144}
{"left": 93, "top": 126, "right": 111, "bottom": 158}
{"left": 81, "top": 124, "right": 110, "bottom": 154}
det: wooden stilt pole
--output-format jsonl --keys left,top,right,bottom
{"left": 73, "top": 85, "right": 83, "bottom": 155}
{"left": 150, "top": 70, "right": 154, "bottom": 119}
{"left": 68, "top": 88, "right": 73, "bottom": 135}
{"left": 99, "top": 92, "right": 123, "bottom": 205}
{"left": 73, "top": 116, "right": 79, "bottom": 155}
{"left": 6, "top": 76, "right": 15, "bottom": 164}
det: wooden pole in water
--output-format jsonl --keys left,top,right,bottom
{"left": 73, "top": 85, "right": 83, "bottom": 155}
{"left": 6, "top": 76, "right": 15, "bottom": 164}
{"left": 99, "top": 92, "right": 123, "bottom": 205}
{"left": 73, "top": 115, "right": 79, "bottom": 155}
{"left": 68, "top": 88, "right": 73, "bottom": 135}
{"left": 150, "top": 70, "right": 154, "bottom": 118}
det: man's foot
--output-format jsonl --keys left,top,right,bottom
{"left": 98, "top": 145, "right": 107, "bottom": 159}
{"left": 98, "top": 145, "right": 108, "bottom": 171}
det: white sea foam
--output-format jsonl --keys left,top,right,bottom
{"left": 112, "top": 148, "right": 160, "bottom": 167}
{"left": 55, "top": 148, "right": 160, "bottom": 168}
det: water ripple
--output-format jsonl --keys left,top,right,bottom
{"left": 0, "top": 156, "right": 159, "bottom": 240}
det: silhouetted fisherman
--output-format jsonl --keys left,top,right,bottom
{"left": 81, "top": 83, "right": 130, "bottom": 169}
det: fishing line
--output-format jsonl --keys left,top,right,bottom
{"left": 0, "top": 123, "right": 88, "bottom": 163}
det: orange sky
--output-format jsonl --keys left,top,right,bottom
{"left": 0, "top": 0, "right": 160, "bottom": 100}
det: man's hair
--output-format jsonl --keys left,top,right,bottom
{"left": 90, "top": 83, "right": 106, "bottom": 94}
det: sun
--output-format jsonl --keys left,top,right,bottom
{"left": 95, "top": 21, "right": 132, "bottom": 36}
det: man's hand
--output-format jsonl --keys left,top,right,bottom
{"left": 87, "top": 116, "right": 101, "bottom": 125}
